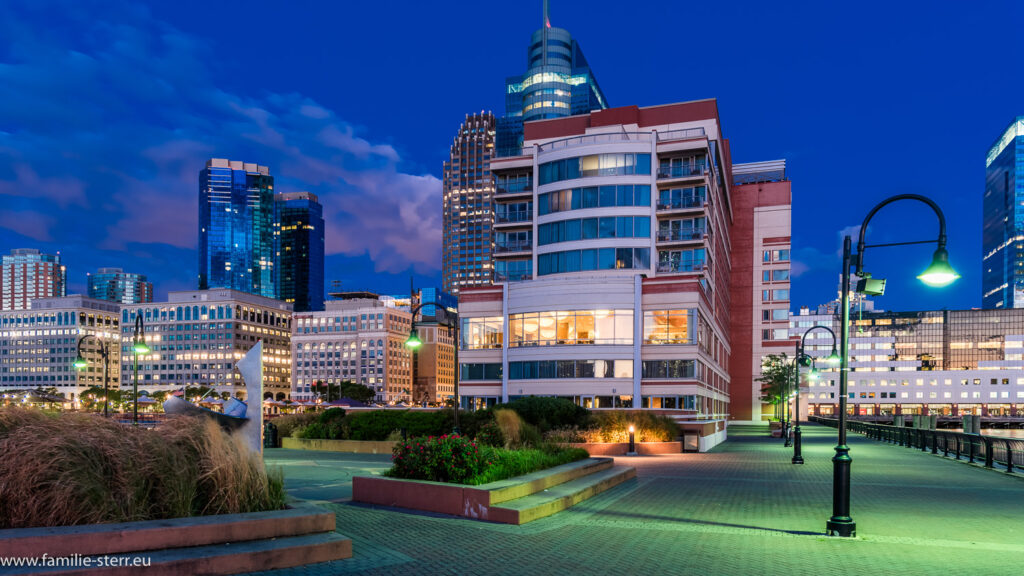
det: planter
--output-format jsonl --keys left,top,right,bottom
{"left": 282, "top": 437, "right": 397, "bottom": 454}
{"left": 567, "top": 441, "right": 683, "bottom": 456}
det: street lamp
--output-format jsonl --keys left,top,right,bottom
{"left": 404, "top": 301, "right": 459, "bottom": 434}
{"left": 132, "top": 314, "right": 150, "bottom": 426}
{"left": 793, "top": 325, "right": 838, "bottom": 465}
{"left": 73, "top": 334, "right": 111, "bottom": 418}
{"left": 827, "top": 194, "right": 958, "bottom": 538}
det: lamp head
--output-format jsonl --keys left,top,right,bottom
{"left": 73, "top": 356, "right": 88, "bottom": 370}
{"left": 808, "top": 367, "right": 820, "bottom": 380}
{"left": 918, "top": 246, "right": 960, "bottom": 287}
{"left": 132, "top": 340, "right": 151, "bottom": 354}
{"left": 825, "top": 348, "right": 841, "bottom": 365}
{"left": 628, "top": 424, "right": 635, "bottom": 433}
{"left": 404, "top": 329, "right": 422, "bottom": 349}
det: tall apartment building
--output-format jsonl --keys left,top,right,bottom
{"left": 792, "top": 307, "right": 1024, "bottom": 417}
{"left": 728, "top": 161, "right": 793, "bottom": 423}
{"left": 983, "top": 117, "right": 1024, "bottom": 309}
{"left": 442, "top": 113, "right": 497, "bottom": 294}
{"left": 87, "top": 268, "right": 153, "bottom": 304}
{"left": 459, "top": 101, "right": 747, "bottom": 447}
{"left": 0, "top": 295, "right": 120, "bottom": 400}
{"left": 290, "top": 294, "right": 413, "bottom": 404}
{"left": 276, "top": 192, "right": 325, "bottom": 312}
{"left": 120, "top": 289, "right": 292, "bottom": 400}
{"left": 1, "top": 249, "right": 66, "bottom": 311}
{"left": 198, "top": 158, "right": 277, "bottom": 299}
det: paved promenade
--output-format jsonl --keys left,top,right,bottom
{"left": 258, "top": 424, "right": 1024, "bottom": 575}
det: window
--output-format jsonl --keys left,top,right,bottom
{"left": 461, "top": 317, "right": 503, "bottom": 349}
{"left": 763, "top": 269, "right": 790, "bottom": 282}
{"left": 538, "top": 216, "right": 650, "bottom": 245}
{"left": 641, "top": 359, "right": 701, "bottom": 379}
{"left": 538, "top": 248, "right": 650, "bottom": 275}
{"left": 538, "top": 185, "right": 650, "bottom": 215}
{"left": 509, "top": 309, "right": 633, "bottom": 346}
{"left": 508, "top": 359, "right": 633, "bottom": 379}
{"left": 539, "top": 153, "right": 652, "bottom": 185}
{"left": 657, "top": 248, "right": 706, "bottom": 273}
{"left": 762, "top": 249, "right": 791, "bottom": 262}
{"left": 657, "top": 186, "right": 706, "bottom": 210}
{"left": 643, "top": 309, "right": 696, "bottom": 344}
{"left": 460, "top": 363, "right": 503, "bottom": 380}
{"left": 762, "top": 309, "right": 789, "bottom": 321}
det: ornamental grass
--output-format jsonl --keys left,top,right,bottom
{"left": 0, "top": 407, "right": 285, "bottom": 529}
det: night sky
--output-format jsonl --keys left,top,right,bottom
{"left": 0, "top": 0, "right": 1019, "bottom": 311}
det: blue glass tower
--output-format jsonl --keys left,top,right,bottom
{"left": 983, "top": 118, "right": 1024, "bottom": 309}
{"left": 496, "top": 0, "right": 608, "bottom": 157}
{"left": 198, "top": 158, "right": 277, "bottom": 298}
{"left": 87, "top": 268, "right": 153, "bottom": 304}
{"left": 276, "top": 191, "right": 325, "bottom": 312}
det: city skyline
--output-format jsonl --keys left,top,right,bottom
{"left": 1, "top": 1, "right": 1021, "bottom": 311}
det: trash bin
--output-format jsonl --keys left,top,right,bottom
{"left": 264, "top": 421, "right": 278, "bottom": 448}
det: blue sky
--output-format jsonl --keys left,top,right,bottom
{"left": 0, "top": 0, "right": 1019, "bottom": 311}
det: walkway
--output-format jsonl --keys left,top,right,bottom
{"left": 258, "top": 424, "right": 1024, "bottom": 575}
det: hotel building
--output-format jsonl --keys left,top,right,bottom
{"left": 459, "top": 100, "right": 781, "bottom": 439}
{"left": 290, "top": 294, "right": 413, "bottom": 404}
{"left": 2, "top": 248, "right": 66, "bottom": 311}
{"left": 793, "top": 307, "right": 1024, "bottom": 417}
{"left": 120, "top": 289, "right": 292, "bottom": 400}
{"left": 0, "top": 295, "right": 120, "bottom": 400}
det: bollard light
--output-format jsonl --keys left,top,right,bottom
{"left": 627, "top": 424, "right": 637, "bottom": 456}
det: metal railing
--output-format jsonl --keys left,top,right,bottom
{"left": 494, "top": 272, "right": 532, "bottom": 282}
{"left": 657, "top": 164, "right": 707, "bottom": 179}
{"left": 496, "top": 182, "right": 532, "bottom": 195}
{"left": 537, "top": 131, "right": 653, "bottom": 152}
{"left": 656, "top": 128, "right": 707, "bottom": 142}
{"left": 494, "top": 240, "right": 532, "bottom": 253}
{"left": 657, "top": 229, "right": 708, "bottom": 242}
{"left": 495, "top": 211, "right": 532, "bottom": 224}
{"left": 810, "top": 416, "right": 1024, "bottom": 473}
{"left": 656, "top": 262, "right": 706, "bottom": 274}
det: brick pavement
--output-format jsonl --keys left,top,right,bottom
{"left": 256, "top": 424, "right": 1024, "bottom": 575}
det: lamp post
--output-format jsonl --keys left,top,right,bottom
{"left": 827, "top": 194, "right": 959, "bottom": 538}
{"left": 405, "top": 301, "right": 459, "bottom": 434}
{"left": 794, "top": 327, "right": 840, "bottom": 465}
{"left": 73, "top": 335, "right": 111, "bottom": 418}
{"left": 131, "top": 314, "right": 150, "bottom": 426}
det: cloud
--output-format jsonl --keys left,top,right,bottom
{"left": 0, "top": 1, "right": 441, "bottom": 283}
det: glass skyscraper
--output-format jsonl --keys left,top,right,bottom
{"left": 496, "top": 0, "right": 608, "bottom": 157}
{"left": 983, "top": 117, "right": 1024, "bottom": 308}
{"left": 87, "top": 267, "right": 153, "bottom": 304}
{"left": 276, "top": 191, "right": 325, "bottom": 312}
{"left": 198, "top": 158, "right": 277, "bottom": 299}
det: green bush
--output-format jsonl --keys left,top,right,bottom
{"left": 346, "top": 410, "right": 448, "bottom": 441}
{"left": 475, "top": 420, "right": 503, "bottom": 447}
{"left": 493, "top": 397, "right": 590, "bottom": 432}
{"left": 468, "top": 446, "right": 589, "bottom": 485}
{"left": 587, "top": 410, "right": 678, "bottom": 442}
{"left": 272, "top": 412, "right": 318, "bottom": 442}
{"left": 387, "top": 434, "right": 488, "bottom": 483}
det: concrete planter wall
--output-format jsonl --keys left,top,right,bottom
{"left": 282, "top": 437, "right": 397, "bottom": 454}
{"left": 567, "top": 441, "right": 683, "bottom": 455}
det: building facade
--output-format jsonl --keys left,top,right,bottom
{"left": 983, "top": 117, "right": 1024, "bottom": 309}
{"left": 276, "top": 192, "right": 325, "bottom": 312}
{"left": 728, "top": 161, "right": 793, "bottom": 423}
{"left": 442, "top": 113, "right": 497, "bottom": 294}
{"left": 2, "top": 249, "right": 66, "bottom": 311}
{"left": 198, "top": 158, "right": 277, "bottom": 299}
{"left": 120, "top": 289, "right": 292, "bottom": 400}
{"left": 290, "top": 296, "right": 413, "bottom": 404}
{"left": 87, "top": 268, "right": 153, "bottom": 304}
{"left": 792, "top": 307, "right": 1024, "bottom": 417}
{"left": 0, "top": 295, "right": 120, "bottom": 401}
{"left": 459, "top": 101, "right": 740, "bottom": 425}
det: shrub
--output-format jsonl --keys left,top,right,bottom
{"left": 588, "top": 411, "right": 678, "bottom": 442}
{"left": 272, "top": 412, "right": 318, "bottom": 441}
{"left": 494, "top": 397, "right": 590, "bottom": 432}
{"left": 346, "top": 410, "right": 448, "bottom": 441}
{"left": 544, "top": 425, "right": 587, "bottom": 444}
{"left": 475, "top": 420, "right": 503, "bottom": 447}
{"left": 468, "top": 446, "right": 589, "bottom": 485}
{"left": 494, "top": 409, "right": 522, "bottom": 449}
{"left": 387, "top": 434, "right": 488, "bottom": 484}
{"left": 0, "top": 408, "right": 284, "bottom": 528}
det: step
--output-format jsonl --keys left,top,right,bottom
{"left": 0, "top": 532, "right": 353, "bottom": 576}
{"left": 473, "top": 457, "right": 615, "bottom": 506}
{"left": 488, "top": 465, "right": 636, "bottom": 525}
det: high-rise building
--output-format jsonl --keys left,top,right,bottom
{"left": 0, "top": 295, "right": 120, "bottom": 401}
{"left": 198, "top": 158, "right": 277, "bottom": 299}
{"left": 442, "top": 112, "right": 497, "bottom": 294}
{"left": 496, "top": 0, "right": 608, "bottom": 157}
{"left": 120, "top": 289, "right": 292, "bottom": 400}
{"left": 87, "top": 268, "right": 153, "bottom": 304}
{"left": 728, "top": 160, "right": 794, "bottom": 423}
{"left": 276, "top": 192, "right": 325, "bottom": 312}
{"left": 983, "top": 117, "right": 1024, "bottom": 309}
{"left": 290, "top": 294, "right": 413, "bottom": 404}
{"left": 1, "top": 248, "right": 66, "bottom": 311}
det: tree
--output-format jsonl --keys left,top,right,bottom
{"left": 757, "top": 353, "right": 794, "bottom": 411}
{"left": 338, "top": 381, "right": 375, "bottom": 404}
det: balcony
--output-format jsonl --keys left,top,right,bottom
{"left": 494, "top": 240, "right": 533, "bottom": 254}
{"left": 656, "top": 198, "right": 705, "bottom": 212}
{"left": 657, "top": 164, "right": 707, "bottom": 180}
{"left": 657, "top": 229, "right": 709, "bottom": 244}
{"left": 494, "top": 211, "right": 532, "bottom": 226}
{"left": 494, "top": 272, "right": 533, "bottom": 283}
{"left": 496, "top": 181, "right": 533, "bottom": 196}
{"left": 537, "top": 131, "right": 653, "bottom": 153}
{"left": 656, "top": 262, "right": 707, "bottom": 274}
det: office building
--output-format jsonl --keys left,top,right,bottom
{"left": 2, "top": 249, "right": 66, "bottom": 311}
{"left": 120, "top": 289, "right": 292, "bottom": 400}
{"left": 0, "top": 295, "right": 120, "bottom": 401}
{"left": 198, "top": 158, "right": 277, "bottom": 299}
{"left": 984, "top": 117, "right": 1024, "bottom": 309}
{"left": 728, "top": 160, "right": 793, "bottom": 423}
{"left": 792, "top": 307, "right": 1024, "bottom": 417}
{"left": 276, "top": 192, "right": 325, "bottom": 312}
{"left": 290, "top": 294, "right": 413, "bottom": 404}
{"left": 442, "top": 112, "right": 497, "bottom": 294}
{"left": 87, "top": 268, "right": 153, "bottom": 304}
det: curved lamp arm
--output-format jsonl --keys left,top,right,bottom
{"left": 855, "top": 194, "right": 947, "bottom": 276}
{"left": 76, "top": 334, "right": 109, "bottom": 361}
